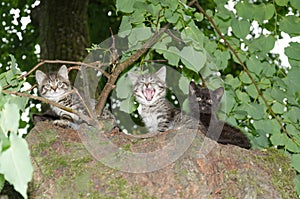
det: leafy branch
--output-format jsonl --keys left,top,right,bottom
{"left": 192, "top": 1, "right": 295, "bottom": 142}
{"left": 94, "top": 24, "right": 170, "bottom": 116}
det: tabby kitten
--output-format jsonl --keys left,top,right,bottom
{"left": 189, "top": 82, "right": 251, "bottom": 149}
{"left": 36, "top": 65, "right": 104, "bottom": 128}
{"left": 128, "top": 67, "right": 196, "bottom": 133}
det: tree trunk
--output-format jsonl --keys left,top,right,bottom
{"left": 27, "top": 122, "right": 296, "bottom": 198}
{"left": 31, "top": 0, "right": 90, "bottom": 73}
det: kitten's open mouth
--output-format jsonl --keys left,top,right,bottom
{"left": 143, "top": 88, "right": 155, "bottom": 101}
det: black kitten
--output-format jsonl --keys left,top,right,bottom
{"left": 189, "top": 82, "right": 251, "bottom": 149}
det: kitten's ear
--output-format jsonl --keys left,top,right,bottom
{"left": 35, "top": 70, "right": 47, "bottom": 85}
{"left": 189, "top": 82, "right": 196, "bottom": 95}
{"left": 58, "top": 65, "right": 69, "bottom": 80}
{"left": 155, "top": 66, "right": 166, "bottom": 82}
{"left": 127, "top": 72, "right": 139, "bottom": 85}
{"left": 213, "top": 87, "right": 224, "bottom": 102}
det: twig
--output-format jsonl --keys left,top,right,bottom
{"left": 19, "top": 60, "right": 110, "bottom": 80}
{"left": 94, "top": 25, "right": 170, "bottom": 116}
{"left": 1, "top": 89, "right": 97, "bottom": 126}
{"left": 192, "top": 1, "right": 292, "bottom": 139}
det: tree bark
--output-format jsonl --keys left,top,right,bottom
{"left": 31, "top": 0, "right": 90, "bottom": 73}
{"left": 27, "top": 122, "right": 297, "bottom": 198}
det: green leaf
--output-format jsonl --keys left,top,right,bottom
{"left": 285, "top": 42, "right": 300, "bottom": 61}
{"left": 283, "top": 66, "right": 300, "bottom": 95}
{"left": 246, "top": 56, "right": 262, "bottom": 75}
{"left": 271, "top": 102, "right": 286, "bottom": 114}
{"left": 120, "top": 96, "right": 137, "bottom": 114}
{"left": 236, "top": 2, "right": 275, "bottom": 23}
{"left": 236, "top": 90, "right": 250, "bottom": 103}
{"left": 180, "top": 46, "right": 206, "bottom": 72}
{"left": 165, "top": 9, "right": 180, "bottom": 23}
{"left": 0, "top": 134, "right": 33, "bottom": 199}
{"left": 0, "top": 103, "right": 20, "bottom": 134}
{"left": 0, "top": 174, "right": 4, "bottom": 192}
{"left": 291, "top": 154, "right": 300, "bottom": 173}
{"left": 290, "top": 0, "right": 300, "bottom": 10}
{"left": 128, "top": 27, "right": 153, "bottom": 47}
{"left": 285, "top": 138, "right": 300, "bottom": 153}
{"left": 249, "top": 36, "right": 275, "bottom": 53}
{"left": 285, "top": 108, "right": 300, "bottom": 123}
{"left": 270, "top": 133, "right": 286, "bottom": 146}
{"left": 239, "top": 71, "right": 252, "bottom": 84}
{"left": 163, "top": 46, "right": 180, "bottom": 66}
{"left": 246, "top": 103, "right": 265, "bottom": 120}
{"left": 194, "top": 13, "right": 203, "bottom": 22}
{"left": 116, "top": 0, "right": 136, "bottom": 13}
{"left": 275, "top": 0, "right": 289, "bottom": 6}
{"left": 225, "top": 75, "right": 240, "bottom": 89}
{"left": 253, "top": 119, "right": 281, "bottom": 134}
{"left": 286, "top": 124, "right": 300, "bottom": 136}
{"left": 231, "top": 18, "right": 250, "bottom": 39}
{"left": 178, "top": 75, "right": 189, "bottom": 94}
{"left": 279, "top": 15, "right": 300, "bottom": 36}
{"left": 116, "top": 76, "right": 132, "bottom": 99}
{"left": 118, "top": 16, "right": 132, "bottom": 38}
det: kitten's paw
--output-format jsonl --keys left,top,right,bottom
{"left": 53, "top": 119, "right": 70, "bottom": 128}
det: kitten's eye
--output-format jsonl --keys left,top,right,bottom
{"left": 44, "top": 85, "right": 51, "bottom": 90}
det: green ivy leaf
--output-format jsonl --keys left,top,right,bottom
{"left": 0, "top": 103, "right": 20, "bottom": 134}
{"left": 180, "top": 46, "right": 206, "bottom": 72}
{"left": 0, "top": 134, "right": 33, "bottom": 199}
{"left": 279, "top": 15, "right": 300, "bottom": 36}
{"left": 231, "top": 18, "right": 250, "bottom": 39}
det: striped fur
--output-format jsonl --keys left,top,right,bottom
{"left": 128, "top": 67, "right": 196, "bottom": 132}
{"left": 36, "top": 65, "right": 87, "bottom": 126}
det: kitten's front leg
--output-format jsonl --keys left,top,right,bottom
{"left": 53, "top": 114, "right": 79, "bottom": 129}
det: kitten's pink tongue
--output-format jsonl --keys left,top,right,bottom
{"left": 143, "top": 88, "right": 155, "bottom": 101}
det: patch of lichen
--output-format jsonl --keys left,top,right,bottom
{"left": 254, "top": 148, "right": 297, "bottom": 198}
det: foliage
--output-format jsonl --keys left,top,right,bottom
{"left": 0, "top": 56, "right": 33, "bottom": 198}
{"left": 0, "top": 0, "right": 38, "bottom": 74}
{"left": 113, "top": 0, "right": 300, "bottom": 196}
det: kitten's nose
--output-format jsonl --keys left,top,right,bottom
{"left": 145, "top": 83, "right": 150, "bottom": 87}
{"left": 51, "top": 86, "right": 57, "bottom": 91}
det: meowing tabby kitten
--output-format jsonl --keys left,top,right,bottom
{"left": 189, "top": 82, "right": 251, "bottom": 149}
{"left": 36, "top": 65, "right": 114, "bottom": 129}
{"left": 128, "top": 66, "right": 197, "bottom": 133}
